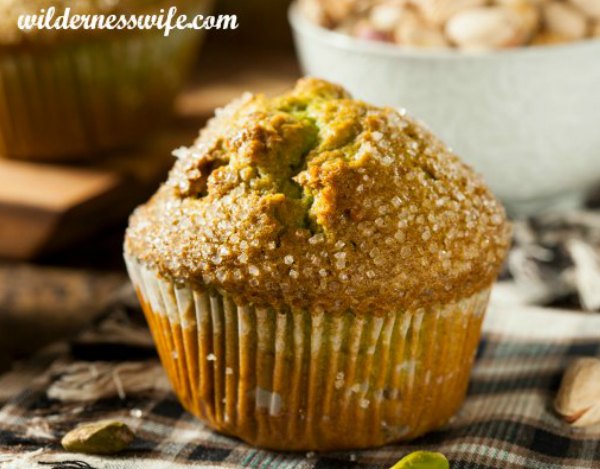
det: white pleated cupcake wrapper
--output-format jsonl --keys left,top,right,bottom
{"left": 125, "top": 255, "right": 491, "bottom": 451}
{"left": 0, "top": 12, "right": 206, "bottom": 160}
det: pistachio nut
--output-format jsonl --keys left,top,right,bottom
{"left": 530, "top": 30, "right": 571, "bottom": 44}
{"left": 390, "top": 451, "right": 450, "bottom": 469}
{"left": 569, "top": 0, "right": 600, "bottom": 20}
{"left": 61, "top": 420, "right": 135, "bottom": 455}
{"left": 555, "top": 357, "right": 600, "bottom": 427}
{"left": 370, "top": 1, "right": 409, "bottom": 32}
{"left": 503, "top": 0, "right": 541, "bottom": 38}
{"left": 413, "top": 0, "right": 487, "bottom": 26}
{"left": 394, "top": 10, "right": 449, "bottom": 46}
{"left": 542, "top": 2, "right": 589, "bottom": 40}
{"left": 445, "top": 6, "right": 529, "bottom": 49}
{"left": 352, "top": 19, "right": 392, "bottom": 41}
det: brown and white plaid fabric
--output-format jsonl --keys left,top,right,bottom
{"left": 0, "top": 292, "right": 599, "bottom": 468}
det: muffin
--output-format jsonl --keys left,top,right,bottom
{"left": 124, "top": 78, "right": 510, "bottom": 451}
{"left": 0, "top": 0, "right": 211, "bottom": 161}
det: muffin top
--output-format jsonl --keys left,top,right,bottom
{"left": 125, "top": 78, "right": 510, "bottom": 316}
{"left": 0, "top": 0, "right": 186, "bottom": 45}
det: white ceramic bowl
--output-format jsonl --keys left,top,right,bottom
{"left": 289, "top": 3, "right": 600, "bottom": 216}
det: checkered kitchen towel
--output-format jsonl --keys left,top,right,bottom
{"left": 0, "top": 286, "right": 599, "bottom": 469}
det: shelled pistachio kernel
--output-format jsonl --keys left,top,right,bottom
{"left": 390, "top": 451, "right": 450, "bottom": 469}
{"left": 61, "top": 420, "right": 135, "bottom": 455}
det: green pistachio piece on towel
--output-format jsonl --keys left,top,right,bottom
{"left": 390, "top": 451, "right": 450, "bottom": 469}
{"left": 61, "top": 420, "right": 134, "bottom": 454}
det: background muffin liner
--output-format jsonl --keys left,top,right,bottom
{"left": 126, "top": 256, "right": 491, "bottom": 451}
{"left": 0, "top": 1, "right": 210, "bottom": 161}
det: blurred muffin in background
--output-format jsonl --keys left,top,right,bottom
{"left": 0, "top": 0, "right": 213, "bottom": 162}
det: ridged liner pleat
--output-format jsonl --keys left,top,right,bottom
{"left": 126, "top": 256, "right": 490, "bottom": 451}
{"left": 0, "top": 3, "right": 208, "bottom": 161}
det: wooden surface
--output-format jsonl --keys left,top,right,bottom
{"left": 0, "top": 129, "right": 191, "bottom": 260}
{"left": 0, "top": 48, "right": 300, "bottom": 262}
{"left": 0, "top": 161, "right": 122, "bottom": 260}
{"left": 0, "top": 264, "right": 126, "bottom": 371}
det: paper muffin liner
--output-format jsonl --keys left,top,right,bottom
{"left": 125, "top": 255, "right": 491, "bottom": 451}
{"left": 0, "top": 2, "right": 210, "bottom": 161}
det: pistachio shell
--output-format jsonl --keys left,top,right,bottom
{"left": 324, "top": 0, "right": 356, "bottom": 23}
{"left": 414, "top": 0, "right": 487, "bottom": 26}
{"left": 305, "top": 0, "right": 362, "bottom": 26}
{"left": 370, "top": 1, "right": 409, "bottom": 32}
{"left": 299, "top": 0, "right": 330, "bottom": 27}
{"left": 569, "top": 0, "right": 600, "bottom": 20}
{"left": 503, "top": 0, "right": 541, "bottom": 38}
{"left": 502, "top": 0, "right": 549, "bottom": 6}
{"left": 61, "top": 420, "right": 135, "bottom": 455}
{"left": 394, "top": 10, "right": 449, "bottom": 47}
{"left": 445, "top": 6, "right": 528, "bottom": 49}
{"left": 390, "top": 451, "right": 450, "bottom": 469}
{"left": 353, "top": 19, "right": 393, "bottom": 41}
{"left": 542, "top": 2, "right": 589, "bottom": 40}
{"left": 530, "top": 30, "right": 571, "bottom": 45}
{"left": 555, "top": 357, "right": 600, "bottom": 427}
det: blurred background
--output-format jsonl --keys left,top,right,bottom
{"left": 1, "top": 0, "right": 599, "bottom": 376}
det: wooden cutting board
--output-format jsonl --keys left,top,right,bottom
{"left": 0, "top": 50, "right": 300, "bottom": 261}
{"left": 0, "top": 127, "right": 195, "bottom": 260}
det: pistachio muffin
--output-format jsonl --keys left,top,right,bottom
{"left": 0, "top": 0, "right": 211, "bottom": 161}
{"left": 125, "top": 78, "right": 510, "bottom": 451}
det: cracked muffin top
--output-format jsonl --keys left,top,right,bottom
{"left": 125, "top": 78, "right": 510, "bottom": 315}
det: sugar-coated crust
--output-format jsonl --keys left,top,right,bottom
{"left": 125, "top": 78, "right": 511, "bottom": 315}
